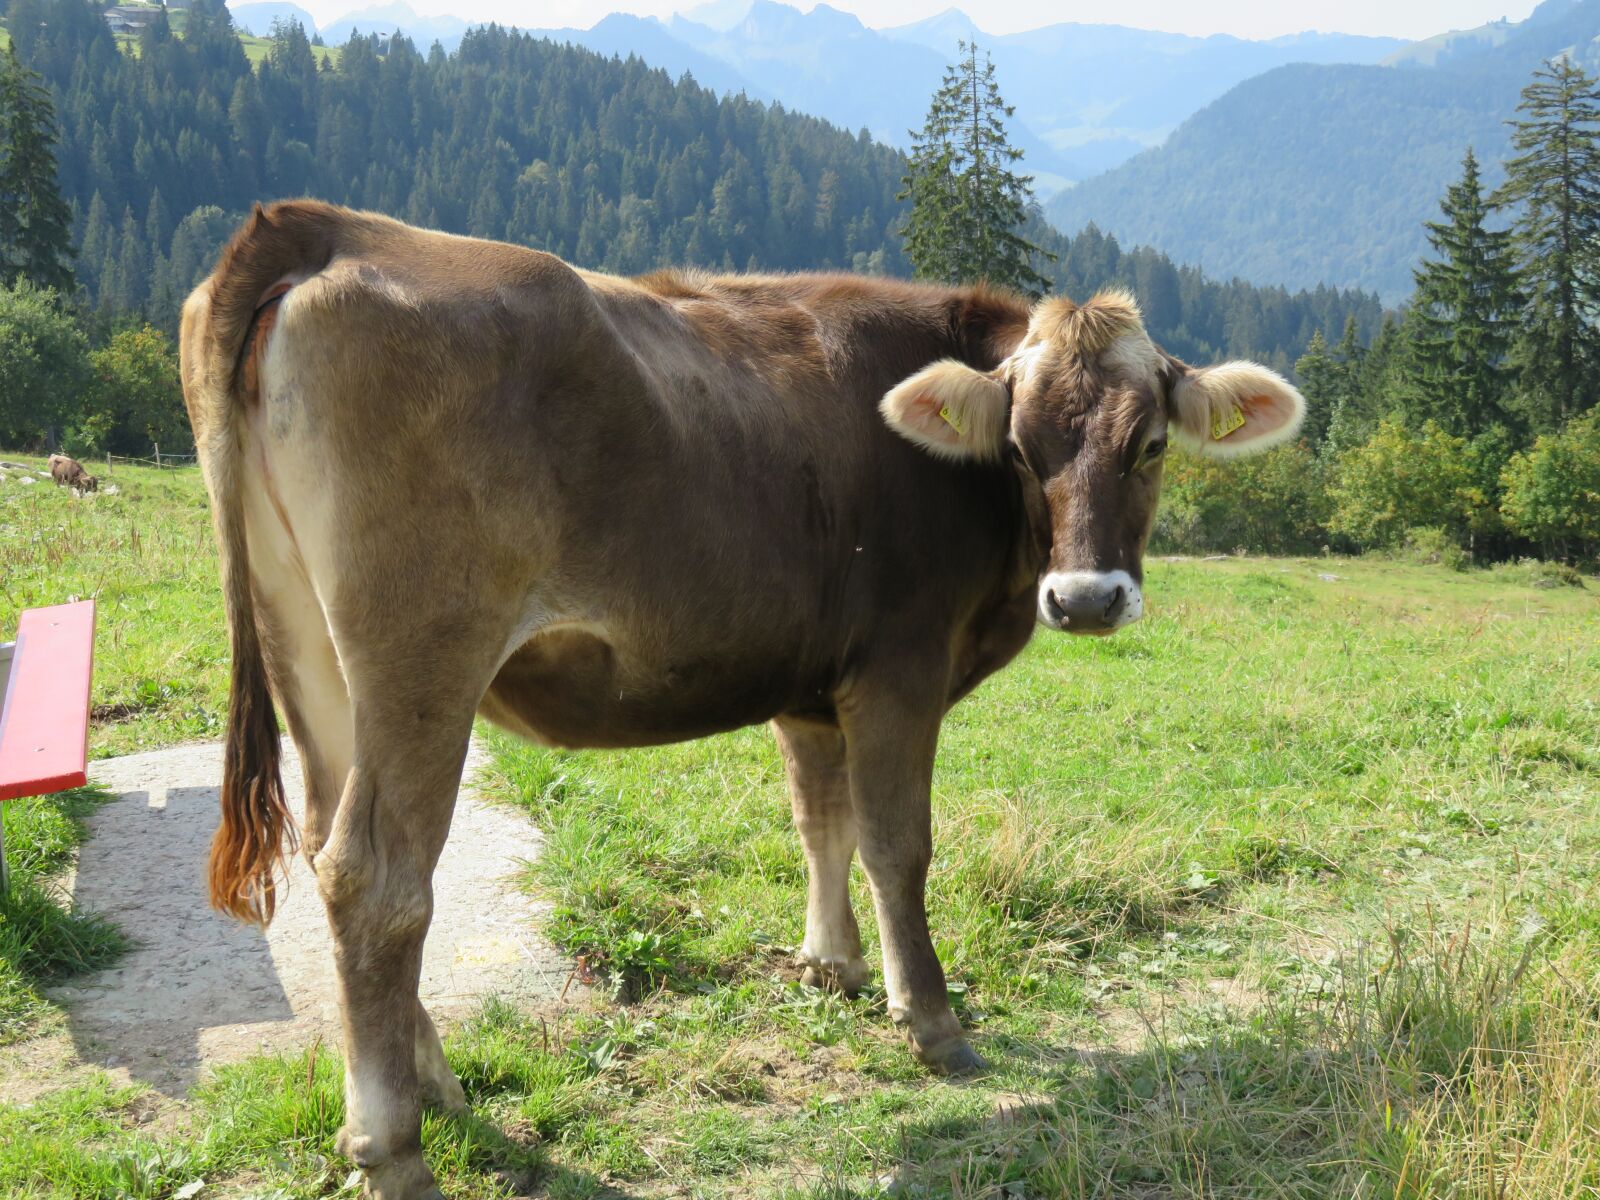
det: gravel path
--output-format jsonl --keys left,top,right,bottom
{"left": 40, "top": 738, "right": 573, "bottom": 1096}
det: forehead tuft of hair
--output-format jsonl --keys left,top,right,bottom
{"left": 1028, "top": 289, "right": 1145, "bottom": 356}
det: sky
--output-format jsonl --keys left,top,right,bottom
{"left": 368, "top": 0, "right": 1546, "bottom": 41}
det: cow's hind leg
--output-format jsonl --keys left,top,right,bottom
{"left": 415, "top": 1000, "right": 466, "bottom": 1112}
{"left": 314, "top": 646, "right": 498, "bottom": 1200}
{"left": 774, "top": 718, "right": 868, "bottom": 994}
{"left": 247, "top": 481, "right": 470, "bottom": 1169}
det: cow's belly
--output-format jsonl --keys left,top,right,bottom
{"left": 478, "top": 624, "right": 824, "bottom": 749}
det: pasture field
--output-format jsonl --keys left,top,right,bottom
{"left": 102, "top": 12, "right": 344, "bottom": 67}
{"left": 2, "top": 453, "right": 1600, "bottom": 1198}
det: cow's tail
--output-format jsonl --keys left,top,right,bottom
{"left": 181, "top": 201, "right": 342, "bottom": 926}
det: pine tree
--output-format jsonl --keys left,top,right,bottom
{"left": 898, "top": 40, "right": 1052, "bottom": 296}
{"left": 0, "top": 44, "right": 75, "bottom": 290}
{"left": 1294, "top": 330, "right": 1339, "bottom": 447}
{"left": 1325, "top": 315, "right": 1401, "bottom": 456}
{"left": 1333, "top": 316, "right": 1365, "bottom": 392}
{"left": 1492, "top": 58, "right": 1600, "bottom": 426}
{"left": 1405, "top": 148, "right": 1521, "bottom": 436}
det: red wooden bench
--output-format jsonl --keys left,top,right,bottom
{"left": 0, "top": 600, "right": 97, "bottom": 897}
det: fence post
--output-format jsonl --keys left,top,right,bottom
{"left": 154, "top": 443, "right": 161, "bottom": 469}
{"left": 106, "top": 451, "right": 112, "bottom": 476}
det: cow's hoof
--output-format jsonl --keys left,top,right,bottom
{"left": 798, "top": 954, "right": 870, "bottom": 996}
{"left": 916, "top": 1035, "right": 988, "bottom": 1077}
{"left": 359, "top": 1159, "right": 442, "bottom": 1200}
{"left": 338, "top": 1131, "right": 440, "bottom": 1200}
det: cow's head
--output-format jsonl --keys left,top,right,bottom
{"left": 880, "top": 291, "right": 1304, "bottom": 634}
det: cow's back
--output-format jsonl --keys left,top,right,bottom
{"left": 232, "top": 210, "right": 1034, "bottom": 745}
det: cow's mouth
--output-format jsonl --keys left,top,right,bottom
{"left": 1036, "top": 570, "right": 1144, "bottom": 633}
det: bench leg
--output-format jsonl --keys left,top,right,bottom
{"left": 0, "top": 808, "right": 9, "bottom": 901}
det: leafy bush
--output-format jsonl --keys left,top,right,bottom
{"left": 1151, "top": 441, "right": 1331, "bottom": 555}
{"left": 1327, "top": 419, "right": 1483, "bottom": 552}
{"left": 1489, "top": 558, "right": 1588, "bottom": 589}
{"left": 0, "top": 280, "right": 91, "bottom": 449}
{"left": 1399, "top": 526, "right": 1471, "bottom": 571}
{"left": 70, "top": 325, "right": 190, "bottom": 456}
{"left": 1499, "top": 411, "right": 1600, "bottom": 566}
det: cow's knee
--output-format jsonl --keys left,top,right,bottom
{"left": 310, "top": 832, "right": 377, "bottom": 915}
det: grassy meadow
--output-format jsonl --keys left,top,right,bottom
{"left": 2, "top": 452, "right": 1600, "bottom": 1197}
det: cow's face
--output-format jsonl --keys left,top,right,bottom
{"left": 880, "top": 291, "right": 1305, "bottom": 635}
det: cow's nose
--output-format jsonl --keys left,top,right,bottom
{"left": 1037, "top": 570, "right": 1144, "bottom": 634}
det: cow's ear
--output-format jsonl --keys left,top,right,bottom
{"left": 1167, "top": 361, "right": 1306, "bottom": 459}
{"left": 881, "top": 360, "right": 1010, "bottom": 462}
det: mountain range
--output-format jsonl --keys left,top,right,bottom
{"left": 1046, "top": 0, "right": 1600, "bottom": 298}
{"left": 220, "top": 0, "right": 1600, "bottom": 301}
{"left": 224, "top": 0, "right": 1406, "bottom": 192}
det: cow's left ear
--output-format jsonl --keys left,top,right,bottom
{"left": 1167, "top": 361, "right": 1306, "bottom": 459}
{"left": 881, "top": 359, "right": 1010, "bottom": 462}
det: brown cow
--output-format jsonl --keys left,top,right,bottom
{"left": 181, "top": 201, "right": 1303, "bottom": 1199}
{"left": 48, "top": 453, "right": 98, "bottom": 494}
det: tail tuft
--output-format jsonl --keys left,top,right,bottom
{"left": 207, "top": 622, "right": 298, "bottom": 925}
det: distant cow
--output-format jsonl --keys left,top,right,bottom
{"left": 48, "top": 454, "right": 98, "bottom": 494}
{"left": 181, "top": 201, "right": 1304, "bottom": 1200}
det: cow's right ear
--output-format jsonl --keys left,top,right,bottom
{"left": 880, "top": 360, "right": 1010, "bottom": 462}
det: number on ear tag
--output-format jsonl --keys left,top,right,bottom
{"left": 1211, "top": 405, "right": 1246, "bottom": 440}
{"left": 939, "top": 405, "right": 967, "bottom": 436}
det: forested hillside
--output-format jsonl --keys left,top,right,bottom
{"left": 1046, "top": 0, "right": 1600, "bottom": 298}
{"left": 5, "top": 0, "right": 911, "bottom": 318}
{"left": 0, "top": 0, "right": 1378, "bottom": 371}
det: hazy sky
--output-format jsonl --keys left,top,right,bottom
{"left": 371, "top": 0, "right": 1545, "bottom": 40}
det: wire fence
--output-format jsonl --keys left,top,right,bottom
{"left": 103, "top": 448, "right": 198, "bottom": 471}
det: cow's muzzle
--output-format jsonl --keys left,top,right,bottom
{"left": 1037, "top": 569, "right": 1143, "bottom": 634}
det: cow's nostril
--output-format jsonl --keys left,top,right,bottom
{"left": 1045, "top": 588, "right": 1066, "bottom": 623}
{"left": 1103, "top": 585, "right": 1126, "bottom": 622}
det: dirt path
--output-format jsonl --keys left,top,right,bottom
{"left": 12, "top": 738, "right": 574, "bottom": 1100}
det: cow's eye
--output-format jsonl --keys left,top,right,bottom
{"left": 1141, "top": 438, "right": 1167, "bottom": 466}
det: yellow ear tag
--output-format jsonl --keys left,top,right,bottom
{"left": 939, "top": 405, "right": 967, "bottom": 436}
{"left": 1211, "top": 404, "right": 1247, "bottom": 441}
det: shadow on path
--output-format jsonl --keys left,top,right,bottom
{"left": 50, "top": 739, "right": 572, "bottom": 1097}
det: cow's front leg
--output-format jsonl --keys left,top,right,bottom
{"left": 773, "top": 717, "right": 868, "bottom": 995}
{"left": 838, "top": 667, "right": 984, "bottom": 1075}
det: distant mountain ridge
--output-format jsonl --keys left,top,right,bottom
{"left": 537, "top": 2, "right": 1406, "bottom": 191}
{"left": 225, "top": 0, "right": 1406, "bottom": 190}
{"left": 1046, "top": 0, "right": 1600, "bottom": 299}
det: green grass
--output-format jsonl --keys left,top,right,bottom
{"left": 0, "top": 786, "right": 126, "bottom": 1045}
{"left": 1, "top": 455, "right": 203, "bottom": 1042}
{"left": 236, "top": 31, "right": 341, "bottom": 68}
{"left": 4, "top": 449, "right": 1600, "bottom": 1195}
{"left": 462, "top": 555, "right": 1600, "bottom": 1197}
{"left": 1, "top": 454, "right": 226, "bottom": 757}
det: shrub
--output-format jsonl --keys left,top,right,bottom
{"left": 1327, "top": 419, "right": 1482, "bottom": 552}
{"left": 1399, "top": 526, "right": 1470, "bottom": 571}
{"left": 1499, "top": 411, "right": 1600, "bottom": 566}
{"left": 0, "top": 280, "right": 91, "bottom": 448}
{"left": 1151, "top": 441, "right": 1331, "bottom": 555}
{"left": 70, "top": 325, "right": 189, "bottom": 457}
